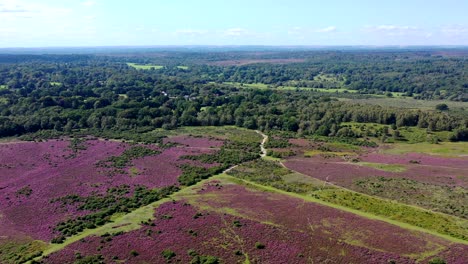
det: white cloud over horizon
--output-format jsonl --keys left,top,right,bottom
{"left": 0, "top": 0, "right": 467, "bottom": 47}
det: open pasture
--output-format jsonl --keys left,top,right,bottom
{"left": 126, "top": 63, "right": 164, "bottom": 70}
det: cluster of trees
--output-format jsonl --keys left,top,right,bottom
{"left": 0, "top": 52, "right": 467, "bottom": 141}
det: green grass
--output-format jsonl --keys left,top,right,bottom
{"left": 306, "top": 87, "right": 358, "bottom": 93}
{"left": 354, "top": 162, "right": 407, "bottom": 172}
{"left": 224, "top": 82, "right": 270, "bottom": 89}
{"left": 127, "top": 63, "right": 164, "bottom": 70}
{"left": 0, "top": 85, "right": 7, "bottom": 90}
{"left": 49, "top": 82, "right": 62, "bottom": 86}
{"left": 349, "top": 97, "right": 468, "bottom": 110}
{"left": 224, "top": 82, "right": 357, "bottom": 93}
{"left": 262, "top": 155, "right": 282, "bottom": 162}
{"left": 177, "top": 66, "right": 189, "bottom": 70}
{"left": 304, "top": 150, "right": 356, "bottom": 157}
{"left": 383, "top": 142, "right": 468, "bottom": 157}
{"left": 353, "top": 177, "right": 468, "bottom": 219}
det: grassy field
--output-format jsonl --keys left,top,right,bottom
{"left": 0, "top": 85, "right": 7, "bottom": 90}
{"left": 383, "top": 142, "right": 468, "bottom": 157}
{"left": 177, "top": 66, "right": 189, "bottom": 70}
{"left": 49, "top": 82, "right": 62, "bottom": 86}
{"left": 304, "top": 150, "right": 356, "bottom": 157}
{"left": 353, "top": 177, "right": 468, "bottom": 219}
{"left": 348, "top": 97, "right": 468, "bottom": 110}
{"left": 224, "top": 82, "right": 358, "bottom": 93}
{"left": 127, "top": 63, "right": 164, "bottom": 70}
{"left": 354, "top": 162, "right": 407, "bottom": 172}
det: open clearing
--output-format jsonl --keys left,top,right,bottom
{"left": 127, "top": 63, "right": 164, "bottom": 70}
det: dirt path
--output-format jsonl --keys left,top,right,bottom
{"left": 256, "top": 130, "right": 268, "bottom": 158}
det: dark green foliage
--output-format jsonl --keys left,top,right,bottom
{"left": 15, "top": 186, "right": 32, "bottom": 197}
{"left": 0, "top": 241, "right": 44, "bottom": 264}
{"left": 52, "top": 185, "right": 179, "bottom": 240}
{"left": 161, "top": 249, "right": 176, "bottom": 260}
{"left": 232, "top": 220, "right": 242, "bottom": 227}
{"left": 66, "top": 137, "right": 88, "bottom": 158}
{"left": 255, "top": 242, "right": 265, "bottom": 249}
{"left": 178, "top": 165, "right": 225, "bottom": 186}
{"left": 449, "top": 128, "right": 468, "bottom": 141}
{"left": 428, "top": 257, "right": 446, "bottom": 264}
{"left": 96, "top": 146, "right": 160, "bottom": 169}
{"left": 73, "top": 254, "right": 105, "bottom": 264}
{"left": 0, "top": 51, "right": 466, "bottom": 143}
{"left": 264, "top": 137, "right": 292, "bottom": 148}
{"left": 183, "top": 148, "right": 259, "bottom": 167}
{"left": 187, "top": 249, "right": 198, "bottom": 257}
{"left": 191, "top": 255, "right": 220, "bottom": 264}
{"left": 178, "top": 135, "right": 260, "bottom": 186}
{"left": 435, "top": 103, "right": 449, "bottom": 111}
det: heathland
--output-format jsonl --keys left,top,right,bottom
{"left": 0, "top": 48, "right": 467, "bottom": 263}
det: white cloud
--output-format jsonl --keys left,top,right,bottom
{"left": 175, "top": 29, "right": 208, "bottom": 36}
{"left": 84, "top": 15, "right": 96, "bottom": 20}
{"left": 81, "top": 0, "right": 96, "bottom": 7}
{"left": 364, "top": 25, "right": 418, "bottom": 32}
{"left": 316, "top": 26, "right": 337, "bottom": 33}
{"left": 224, "top": 28, "right": 249, "bottom": 37}
{"left": 440, "top": 25, "right": 468, "bottom": 36}
{"left": 362, "top": 25, "right": 420, "bottom": 36}
{"left": 0, "top": 0, "right": 27, "bottom": 13}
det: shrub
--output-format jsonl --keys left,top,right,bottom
{"left": 232, "top": 220, "right": 242, "bottom": 227}
{"left": 161, "top": 249, "right": 176, "bottom": 260}
{"left": 190, "top": 255, "right": 220, "bottom": 264}
{"left": 435, "top": 104, "right": 449, "bottom": 111}
{"left": 429, "top": 258, "right": 446, "bottom": 264}
{"left": 187, "top": 249, "right": 198, "bottom": 257}
{"left": 255, "top": 242, "right": 265, "bottom": 249}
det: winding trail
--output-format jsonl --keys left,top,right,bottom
{"left": 256, "top": 130, "right": 268, "bottom": 158}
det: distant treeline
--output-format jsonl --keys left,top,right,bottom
{"left": 0, "top": 52, "right": 467, "bottom": 141}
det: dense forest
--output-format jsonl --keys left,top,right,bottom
{"left": 0, "top": 49, "right": 467, "bottom": 141}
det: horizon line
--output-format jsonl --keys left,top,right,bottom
{"left": 1, "top": 44, "right": 468, "bottom": 49}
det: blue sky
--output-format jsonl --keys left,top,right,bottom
{"left": 0, "top": 0, "right": 467, "bottom": 47}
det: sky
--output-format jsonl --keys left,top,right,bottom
{"left": 0, "top": 0, "right": 467, "bottom": 47}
